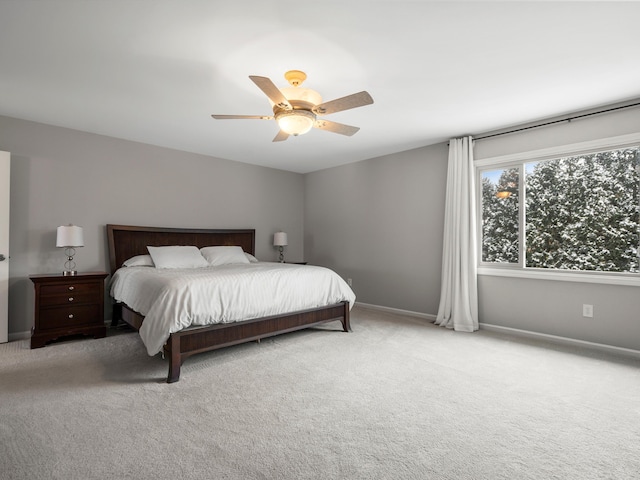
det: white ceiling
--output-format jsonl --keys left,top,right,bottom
{"left": 1, "top": 1, "right": 639, "bottom": 174}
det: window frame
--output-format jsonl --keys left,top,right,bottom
{"left": 475, "top": 132, "right": 640, "bottom": 286}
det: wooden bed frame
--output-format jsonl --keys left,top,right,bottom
{"left": 106, "top": 224, "right": 351, "bottom": 383}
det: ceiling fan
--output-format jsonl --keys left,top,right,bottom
{"left": 211, "top": 70, "right": 374, "bottom": 142}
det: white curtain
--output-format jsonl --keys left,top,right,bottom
{"left": 435, "top": 136, "right": 478, "bottom": 332}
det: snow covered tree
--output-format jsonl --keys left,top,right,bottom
{"left": 481, "top": 168, "right": 519, "bottom": 263}
{"left": 525, "top": 148, "right": 639, "bottom": 272}
{"left": 482, "top": 146, "right": 639, "bottom": 272}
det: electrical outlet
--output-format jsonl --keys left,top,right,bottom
{"left": 582, "top": 304, "right": 593, "bottom": 318}
{"left": 347, "top": 278, "right": 353, "bottom": 287}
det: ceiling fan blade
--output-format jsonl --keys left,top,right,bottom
{"left": 272, "top": 130, "right": 290, "bottom": 142}
{"left": 312, "top": 91, "right": 373, "bottom": 115}
{"left": 249, "top": 76, "right": 292, "bottom": 110}
{"left": 211, "top": 114, "right": 273, "bottom": 120}
{"left": 314, "top": 119, "right": 360, "bottom": 136}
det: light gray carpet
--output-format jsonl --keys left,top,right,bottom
{"left": 1, "top": 306, "right": 639, "bottom": 480}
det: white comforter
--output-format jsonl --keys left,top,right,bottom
{"left": 110, "top": 262, "right": 356, "bottom": 355}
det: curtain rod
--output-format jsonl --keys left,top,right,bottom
{"left": 474, "top": 101, "right": 640, "bottom": 141}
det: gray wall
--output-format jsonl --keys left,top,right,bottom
{"left": 1, "top": 115, "right": 304, "bottom": 337}
{"left": 4, "top": 101, "right": 640, "bottom": 351}
{"left": 304, "top": 103, "right": 640, "bottom": 352}
{"left": 304, "top": 143, "right": 448, "bottom": 315}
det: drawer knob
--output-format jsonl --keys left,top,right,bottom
{"left": 68, "top": 314, "right": 74, "bottom": 319}
{"left": 68, "top": 297, "right": 74, "bottom": 302}
{"left": 68, "top": 286, "right": 75, "bottom": 291}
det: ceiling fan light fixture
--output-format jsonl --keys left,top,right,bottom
{"left": 276, "top": 110, "right": 315, "bottom": 136}
{"left": 211, "top": 70, "right": 374, "bottom": 142}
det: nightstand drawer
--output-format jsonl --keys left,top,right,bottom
{"left": 38, "top": 305, "right": 101, "bottom": 330}
{"left": 40, "top": 282, "right": 100, "bottom": 296}
{"left": 39, "top": 291, "right": 100, "bottom": 307}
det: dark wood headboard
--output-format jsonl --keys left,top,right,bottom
{"left": 106, "top": 224, "right": 255, "bottom": 275}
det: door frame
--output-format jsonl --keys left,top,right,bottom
{"left": 0, "top": 151, "right": 9, "bottom": 343}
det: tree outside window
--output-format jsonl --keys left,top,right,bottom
{"left": 481, "top": 167, "right": 519, "bottom": 263}
{"left": 480, "top": 146, "right": 640, "bottom": 273}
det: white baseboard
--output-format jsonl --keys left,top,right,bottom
{"left": 354, "top": 302, "right": 640, "bottom": 359}
{"left": 10, "top": 308, "right": 638, "bottom": 360}
{"left": 355, "top": 302, "right": 437, "bottom": 321}
{"left": 480, "top": 323, "right": 640, "bottom": 359}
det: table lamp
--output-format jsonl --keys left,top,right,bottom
{"left": 273, "top": 231, "right": 288, "bottom": 263}
{"left": 56, "top": 224, "right": 84, "bottom": 276}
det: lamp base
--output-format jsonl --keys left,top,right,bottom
{"left": 63, "top": 250, "right": 77, "bottom": 276}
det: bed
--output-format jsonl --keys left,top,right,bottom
{"left": 107, "top": 224, "right": 354, "bottom": 383}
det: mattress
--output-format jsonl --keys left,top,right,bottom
{"left": 110, "top": 262, "right": 356, "bottom": 355}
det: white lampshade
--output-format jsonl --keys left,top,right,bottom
{"left": 273, "top": 231, "right": 288, "bottom": 247}
{"left": 56, "top": 225, "right": 84, "bottom": 247}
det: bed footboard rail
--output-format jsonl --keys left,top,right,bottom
{"left": 164, "top": 301, "right": 350, "bottom": 383}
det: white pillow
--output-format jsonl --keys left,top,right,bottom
{"left": 244, "top": 252, "right": 259, "bottom": 263}
{"left": 200, "top": 246, "right": 251, "bottom": 266}
{"left": 147, "top": 246, "right": 209, "bottom": 269}
{"left": 122, "top": 254, "right": 155, "bottom": 267}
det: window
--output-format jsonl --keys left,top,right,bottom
{"left": 479, "top": 137, "right": 640, "bottom": 277}
{"left": 481, "top": 167, "right": 519, "bottom": 264}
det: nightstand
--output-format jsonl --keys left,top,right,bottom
{"left": 29, "top": 272, "right": 109, "bottom": 348}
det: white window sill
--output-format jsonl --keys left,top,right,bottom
{"left": 478, "top": 266, "right": 640, "bottom": 287}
